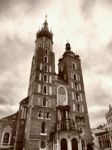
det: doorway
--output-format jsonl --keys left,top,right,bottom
{"left": 60, "top": 138, "right": 67, "bottom": 150}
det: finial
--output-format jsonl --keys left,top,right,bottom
{"left": 42, "top": 15, "right": 48, "bottom": 31}
{"left": 45, "top": 14, "right": 47, "bottom": 22}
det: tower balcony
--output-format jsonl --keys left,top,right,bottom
{"left": 56, "top": 119, "right": 82, "bottom": 133}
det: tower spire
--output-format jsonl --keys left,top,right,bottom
{"left": 109, "top": 104, "right": 112, "bottom": 110}
{"left": 36, "top": 15, "right": 53, "bottom": 42}
{"left": 45, "top": 14, "right": 47, "bottom": 22}
{"left": 42, "top": 14, "right": 48, "bottom": 31}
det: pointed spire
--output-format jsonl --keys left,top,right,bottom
{"left": 36, "top": 15, "right": 53, "bottom": 42}
{"left": 109, "top": 104, "right": 112, "bottom": 110}
{"left": 42, "top": 14, "right": 48, "bottom": 31}
{"left": 45, "top": 14, "right": 47, "bottom": 22}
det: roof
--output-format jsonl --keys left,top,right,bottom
{"left": 91, "top": 128, "right": 108, "bottom": 136}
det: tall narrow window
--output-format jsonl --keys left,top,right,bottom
{"left": 3, "top": 132, "right": 10, "bottom": 144}
{"left": 77, "top": 75, "right": 80, "bottom": 81}
{"left": 43, "top": 85, "right": 47, "bottom": 94}
{"left": 76, "top": 93, "right": 81, "bottom": 101}
{"left": 43, "top": 97, "right": 47, "bottom": 106}
{"left": 38, "top": 111, "right": 42, "bottom": 118}
{"left": 44, "top": 56, "right": 48, "bottom": 63}
{"left": 41, "top": 122, "right": 46, "bottom": 133}
{"left": 72, "top": 63, "right": 77, "bottom": 69}
{"left": 44, "top": 75, "right": 48, "bottom": 82}
{"left": 46, "top": 112, "right": 50, "bottom": 118}
{"left": 77, "top": 104, "right": 80, "bottom": 112}
{"left": 75, "top": 83, "right": 78, "bottom": 90}
{"left": 45, "top": 49, "right": 48, "bottom": 55}
{"left": 74, "top": 74, "right": 76, "bottom": 80}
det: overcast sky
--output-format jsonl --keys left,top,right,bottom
{"left": 0, "top": 0, "right": 112, "bottom": 128}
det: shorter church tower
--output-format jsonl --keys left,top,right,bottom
{"left": 56, "top": 42, "right": 93, "bottom": 150}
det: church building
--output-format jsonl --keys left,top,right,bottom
{"left": 0, "top": 18, "right": 93, "bottom": 150}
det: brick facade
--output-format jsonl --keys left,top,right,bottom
{"left": 0, "top": 18, "right": 93, "bottom": 150}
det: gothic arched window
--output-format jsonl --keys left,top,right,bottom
{"left": 44, "top": 56, "right": 48, "bottom": 63}
{"left": 74, "top": 74, "right": 76, "bottom": 80}
{"left": 75, "top": 83, "right": 78, "bottom": 90}
{"left": 72, "top": 63, "right": 76, "bottom": 69}
{"left": 38, "top": 111, "right": 42, "bottom": 118}
{"left": 57, "top": 85, "right": 68, "bottom": 106}
{"left": 3, "top": 132, "right": 10, "bottom": 144}
{"left": 43, "top": 75, "right": 48, "bottom": 82}
{"left": 77, "top": 104, "right": 80, "bottom": 112}
{"left": 41, "top": 122, "right": 46, "bottom": 133}
{"left": 43, "top": 97, "right": 47, "bottom": 106}
{"left": 60, "top": 138, "right": 67, "bottom": 150}
{"left": 72, "top": 138, "right": 78, "bottom": 150}
{"left": 43, "top": 85, "right": 47, "bottom": 94}
{"left": 45, "top": 49, "right": 48, "bottom": 55}
{"left": 76, "top": 93, "right": 80, "bottom": 101}
{"left": 46, "top": 112, "right": 50, "bottom": 118}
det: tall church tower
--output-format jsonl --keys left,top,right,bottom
{"left": 24, "top": 18, "right": 56, "bottom": 150}
{"left": 23, "top": 18, "right": 93, "bottom": 150}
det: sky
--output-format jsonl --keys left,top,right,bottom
{"left": 0, "top": 0, "right": 112, "bottom": 128}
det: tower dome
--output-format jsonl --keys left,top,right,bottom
{"left": 66, "top": 42, "right": 71, "bottom": 51}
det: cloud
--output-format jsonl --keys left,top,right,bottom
{"left": 0, "top": 104, "right": 18, "bottom": 118}
{"left": 0, "top": 96, "right": 8, "bottom": 105}
{"left": 0, "top": 0, "right": 50, "bottom": 19}
{"left": 89, "top": 107, "right": 107, "bottom": 127}
{"left": 81, "top": 0, "right": 97, "bottom": 18}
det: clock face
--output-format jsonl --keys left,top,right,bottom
{"left": 57, "top": 86, "right": 67, "bottom": 106}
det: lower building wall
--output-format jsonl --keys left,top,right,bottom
{"left": 25, "top": 140, "right": 40, "bottom": 150}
